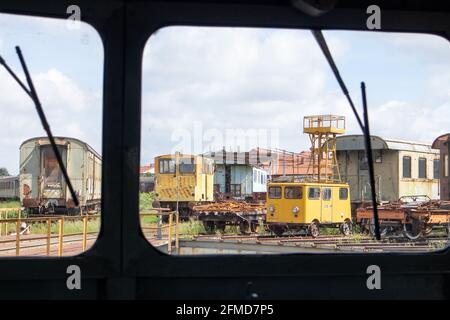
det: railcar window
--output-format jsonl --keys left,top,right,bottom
{"left": 0, "top": 13, "right": 103, "bottom": 257}
{"left": 140, "top": 26, "right": 450, "bottom": 255}
{"left": 322, "top": 188, "right": 332, "bottom": 201}
{"left": 159, "top": 158, "right": 175, "bottom": 173}
{"left": 268, "top": 187, "right": 282, "bottom": 199}
{"left": 179, "top": 157, "right": 196, "bottom": 173}
{"left": 308, "top": 187, "right": 321, "bottom": 200}
{"left": 339, "top": 188, "right": 348, "bottom": 200}
{"left": 285, "top": 187, "right": 302, "bottom": 199}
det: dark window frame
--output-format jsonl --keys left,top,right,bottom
{"left": 308, "top": 187, "right": 321, "bottom": 200}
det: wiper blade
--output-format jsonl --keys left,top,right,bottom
{"left": 0, "top": 46, "right": 79, "bottom": 207}
{"left": 311, "top": 30, "right": 381, "bottom": 240}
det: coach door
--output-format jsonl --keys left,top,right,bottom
{"left": 40, "top": 145, "right": 67, "bottom": 200}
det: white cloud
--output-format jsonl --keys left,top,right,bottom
{"left": 0, "top": 68, "right": 101, "bottom": 174}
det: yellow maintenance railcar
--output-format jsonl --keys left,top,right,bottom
{"left": 266, "top": 182, "right": 352, "bottom": 237}
{"left": 266, "top": 115, "right": 352, "bottom": 237}
{"left": 153, "top": 153, "right": 214, "bottom": 219}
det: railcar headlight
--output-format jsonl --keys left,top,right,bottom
{"left": 292, "top": 206, "right": 299, "bottom": 214}
{"left": 268, "top": 205, "right": 275, "bottom": 213}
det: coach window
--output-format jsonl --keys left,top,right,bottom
{"left": 418, "top": 157, "right": 427, "bottom": 179}
{"left": 445, "top": 155, "right": 449, "bottom": 177}
{"left": 403, "top": 156, "right": 412, "bottom": 178}
{"left": 0, "top": 13, "right": 103, "bottom": 257}
{"left": 268, "top": 187, "right": 282, "bottom": 199}
{"left": 433, "top": 159, "right": 440, "bottom": 179}
{"left": 308, "top": 187, "right": 320, "bottom": 200}
{"left": 285, "top": 187, "right": 302, "bottom": 199}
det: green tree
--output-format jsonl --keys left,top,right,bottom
{"left": 0, "top": 167, "right": 10, "bottom": 176}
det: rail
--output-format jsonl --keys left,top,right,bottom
{"left": 0, "top": 208, "right": 180, "bottom": 256}
{"left": 140, "top": 208, "right": 180, "bottom": 254}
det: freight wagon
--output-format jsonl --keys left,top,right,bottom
{"left": 20, "top": 137, "right": 101, "bottom": 214}
{"left": 0, "top": 175, "right": 19, "bottom": 200}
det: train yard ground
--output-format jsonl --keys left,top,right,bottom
{"left": 1, "top": 222, "right": 447, "bottom": 256}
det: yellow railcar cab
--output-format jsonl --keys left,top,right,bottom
{"left": 266, "top": 182, "right": 352, "bottom": 237}
{"left": 154, "top": 154, "right": 214, "bottom": 214}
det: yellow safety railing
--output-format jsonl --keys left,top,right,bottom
{"left": 0, "top": 209, "right": 179, "bottom": 256}
{"left": 140, "top": 209, "right": 180, "bottom": 254}
{"left": 0, "top": 214, "right": 100, "bottom": 257}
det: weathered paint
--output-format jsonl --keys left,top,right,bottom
{"left": 154, "top": 154, "right": 214, "bottom": 203}
{"left": 336, "top": 135, "right": 439, "bottom": 203}
{"left": 214, "top": 164, "right": 267, "bottom": 198}
{"left": 19, "top": 137, "right": 101, "bottom": 209}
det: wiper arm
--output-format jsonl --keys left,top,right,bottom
{"left": 311, "top": 30, "right": 381, "bottom": 240}
{"left": 0, "top": 46, "right": 79, "bottom": 207}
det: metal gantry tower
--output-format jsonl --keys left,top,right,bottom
{"left": 303, "top": 115, "right": 345, "bottom": 183}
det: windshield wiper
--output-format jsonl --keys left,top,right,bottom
{"left": 0, "top": 46, "right": 79, "bottom": 208}
{"left": 311, "top": 30, "right": 381, "bottom": 240}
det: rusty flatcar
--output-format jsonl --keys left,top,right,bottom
{"left": 20, "top": 137, "right": 101, "bottom": 214}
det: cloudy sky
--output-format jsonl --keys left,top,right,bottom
{"left": 0, "top": 13, "right": 449, "bottom": 174}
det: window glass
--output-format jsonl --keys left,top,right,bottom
{"left": 0, "top": 13, "right": 103, "bottom": 257}
{"left": 322, "top": 188, "right": 332, "bottom": 200}
{"left": 268, "top": 186, "right": 282, "bottom": 199}
{"left": 159, "top": 158, "right": 175, "bottom": 173}
{"left": 308, "top": 187, "right": 321, "bottom": 200}
{"left": 285, "top": 186, "right": 302, "bottom": 199}
{"left": 403, "top": 156, "right": 412, "bottom": 178}
{"left": 140, "top": 26, "right": 450, "bottom": 255}
{"left": 179, "top": 157, "right": 196, "bottom": 173}
{"left": 339, "top": 187, "right": 348, "bottom": 200}
{"left": 418, "top": 157, "right": 427, "bottom": 179}
{"left": 433, "top": 159, "right": 440, "bottom": 179}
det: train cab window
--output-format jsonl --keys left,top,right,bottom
{"left": 140, "top": 26, "right": 450, "bottom": 255}
{"left": 159, "top": 158, "right": 176, "bottom": 173}
{"left": 179, "top": 158, "right": 196, "bottom": 173}
{"left": 268, "top": 187, "right": 282, "bottom": 199}
{"left": 339, "top": 188, "right": 348, "bottom": 200}
{"left": 308, "top": 187, "right": 321, "bottom": 200}
{"left": 285, "top": 187, "right": 302, "bottom": 199}
{"left": 0, "top": 13, "right": 103, "bottom": 257}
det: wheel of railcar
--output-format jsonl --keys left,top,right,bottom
{"left": 239, "top": 220, "right": 250, "bottom": 234}
{"left": 308, "top": 221, "right": 320, "bottom": 238}
{"left": 423, "top": 225, "right": 433, "bottom": 236}
{"left": 215, "top": 221, "right": 226, "bottom": 233}
{"left": 368, "top": 218, "right": 389, "bottom": 238}
{"left": 202, "top": 221, "right": 215, "bottom": 233}
{"left": 340, "top": 219, "right": 352, "bottom": 236}
{"left": 402, "top": 219, "right": 423, "bottom": 240}
{"left": 272, "top": 227, "right": 284, "bottom": 237}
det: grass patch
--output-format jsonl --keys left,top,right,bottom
{"left": 0, "top": 200, "right": 20, "bottom": 209}
{"left": 140, "top": 192, "right": 156, "bottom": 211}
{"left": 29, "top": 218, "right": 100, "bottom": 235}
